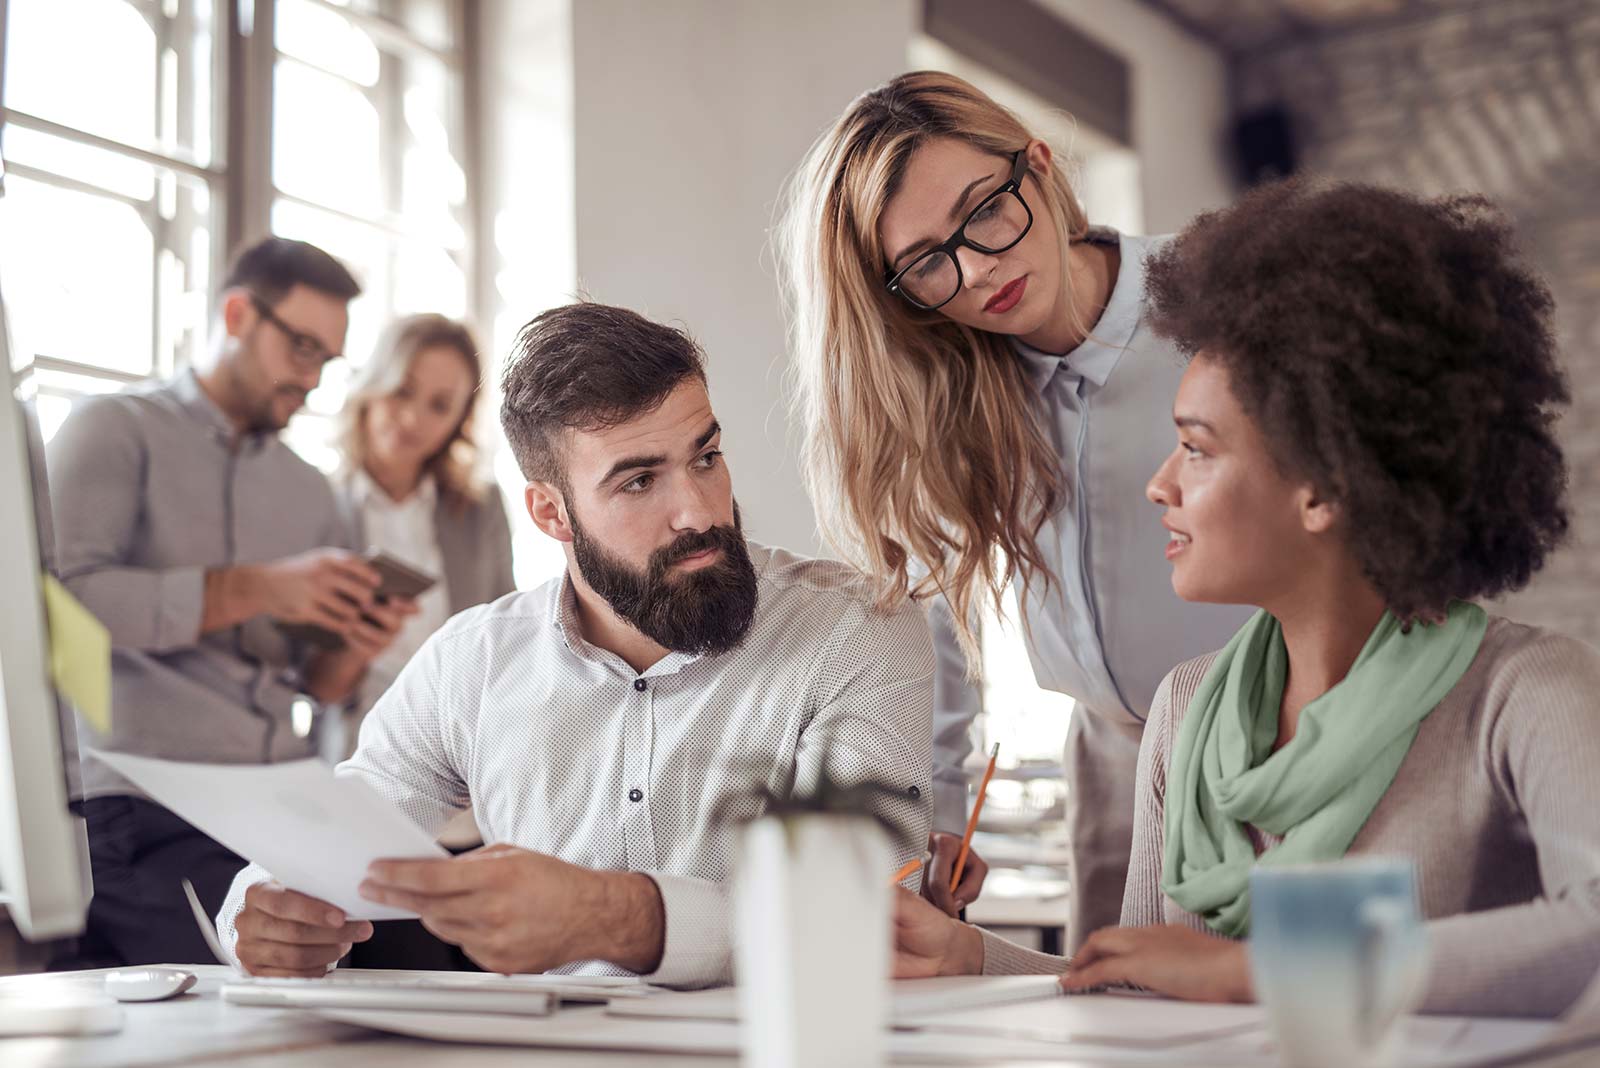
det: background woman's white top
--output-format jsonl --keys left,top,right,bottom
{"left": 348, "top": 469, "right": 452, "bottom": 702}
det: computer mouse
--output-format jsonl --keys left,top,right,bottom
{"left": 104, "top": 967, "right": 198, "bottom": 1002}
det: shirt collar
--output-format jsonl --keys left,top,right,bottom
{"left": 350, "top": 467, "right": 438, "bottom": 512}
{"left": 172, "top": 368, "right": 274, "bottom": 451}
{"left": 550, "top": 573, "right": 702, "bottom": 678}
{"left": 1016, "top": 227, "right": 1151, "bottom": 393}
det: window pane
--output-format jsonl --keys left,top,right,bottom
{"left": 400, "top": 57, "right": 467, "bottom": 250}
{"left": 0, "top": 166, "right": 211, "bottom": 377}
{"left": 388, "top": 0, "right": 455, "bottom": 54}
{"left": 1, "top": 176, "right": 154, "bottom": 373}
{"left": 273, "top": 59, "right": 383, "bottom": 217}
{"left": 394, "top": 245, "right": 466, "bottom": 320}
{"left": 3, "top": 0, "right": 216, "bottom": 163}
{"left": 275, "top": 0, "right": 381, "bottom": 87}
{"left": 4, "top": 125, "right": 155, "bottom": 202}
{"left": 323, "top": 0, "right": 455, "bottom": 53}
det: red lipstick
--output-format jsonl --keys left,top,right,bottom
{"left": 983, "top": 276, "right": 1027, "bottom": 314}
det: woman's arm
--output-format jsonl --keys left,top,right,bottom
{"left": 1417, "top": 633, "right": 1600, "bottom": 1017}
{"left": 1120, "top": 670, "right": 1176, "bottom": 927}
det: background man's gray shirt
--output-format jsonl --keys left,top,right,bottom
{"left": 47, "top": 370, "right": 356, "bottom": 800}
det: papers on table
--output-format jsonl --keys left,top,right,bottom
{"left": 897, "top": 990, "right": 1266, "bottom": 1050}
{"left": 97, "top": 753, "right": 444, "bottom": 920}
{"left": 319, "top": 973, "right": 1600, "bottom": 1065}
{"left": 605, "top": 975, "right": 1064, "bottom": 1024}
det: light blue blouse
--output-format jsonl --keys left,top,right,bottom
{"left": 930, "top": 229, "right": 1252, "bottom": 830}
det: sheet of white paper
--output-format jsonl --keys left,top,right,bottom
{"left": 98, "top": 753, "right": 445, "bottom": 920}
{"left": 1194, "top": 1015, "right": 1559, "bottom": 1067}
{"left": 1534, "top": 959, "right": 1600, "bottom": 1053}
{"left": 605, "top": 975, "right": 1064, "bottom": 1024}
{"left": 316, "top": 1005, "right": 1165, "bottom": 1062}
{"left": 319, "top": 998, "right": 1596, "bottom": 1065}
{"left": 898, "top": 991, "right": 1267, "bottom": 1051}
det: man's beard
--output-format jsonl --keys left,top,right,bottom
{"left": 235, "top": 334, "right": 306, "bottom": 432}
{"left": 248, "top": 385, "right": 305, "bottom": 432}
{"left": 569, "top": 503, "right": 759, "bottom": 657}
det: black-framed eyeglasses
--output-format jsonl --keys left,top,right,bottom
{"left": 884, "top": 149, "right": 1034, "bottom": 311}
{"left": 249, "top": 294, "right": 341, "bottom": 370}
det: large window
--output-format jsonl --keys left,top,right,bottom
{"left": 0, "top": 0, "right": 473, "bottom": 471}
{"left": 270, "top": 0, "right": 471, "bottom": 471}
{"left": 0, "top": 0, "right": 220, "bottom": 439}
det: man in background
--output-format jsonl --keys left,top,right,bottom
{"left": 47, "top": 237, "right": 415, "bottom": 965}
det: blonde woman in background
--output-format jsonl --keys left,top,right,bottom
{"left": 781, "top": 71, "right": 1248, "bottom": 948}
{"left": 334, "top": 313, "right": 515, "bottom": 723}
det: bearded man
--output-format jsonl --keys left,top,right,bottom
{"left": 216, "top": 301, "right": 934, "bottom": 987}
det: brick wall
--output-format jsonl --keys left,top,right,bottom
{"left": 1234, "top": 0, "right": 1600, "bottom": 644}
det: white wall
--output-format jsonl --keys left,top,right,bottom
{"left": 567, "top": 0, "right": 917, "bottom": 557}
{"left": 1033, "top": 0, "right": 1235, "bottom": 233}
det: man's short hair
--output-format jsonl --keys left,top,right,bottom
{"left": 500, "top": 302, "right": 708, "bottom": 486}
{"left": 222, "top": 237, "right": 362, "bottom": 306}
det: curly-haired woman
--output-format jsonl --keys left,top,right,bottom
{"left": 782, "top": 71, "right": 1250, "bottom": 941}
{"left": 889, "top": 180, "right": 1600, "bottom": 1017}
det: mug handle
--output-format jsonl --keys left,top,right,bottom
{"left": 1357, "top": 898, "right": 1431, "bottom": 1052}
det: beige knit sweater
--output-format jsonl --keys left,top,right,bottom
{"left": 981, "top": 616, "right": 1600, "bottom": 1017}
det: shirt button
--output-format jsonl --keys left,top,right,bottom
{"left": 633, "top": 679, "right": 647, "bottom": 692}
{"left": 628, "top": 788, "right": 644, "bottom": 803}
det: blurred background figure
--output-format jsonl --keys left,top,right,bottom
{"left": 332, "top": 313, "right": 514, "bottom": 729}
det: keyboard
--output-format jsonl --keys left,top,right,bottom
{"left": 222, "top": 968, "right": 648, "bottom": 1016}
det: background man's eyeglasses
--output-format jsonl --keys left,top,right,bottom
{"left": 249, "top": 295, "right": 340, "bottom": 370}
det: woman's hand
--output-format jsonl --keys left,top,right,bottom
{"left": 1061, "top": 925, "right": 1253, "bottom": 1003}
{"left": 923, "top": 831, "right": 988, "bottom": 916}
{"left": 892, "top": 887, "right": 985, "bottom": 978}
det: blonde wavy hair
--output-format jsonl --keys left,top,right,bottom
{"left": 780, "top": 70, "right": 1091, "bottom": 672}
{"left": 336, "top": 313, "right": 488, "bottom": 510}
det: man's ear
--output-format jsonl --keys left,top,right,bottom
{"left": 526, "top": 481, "right": 574, "bottom": 543}
{"left": 1299, "top": 482, "right": 1340, "bottom": 535}
{"left": 220, "top": 288, "right": 254, "bottom": 339}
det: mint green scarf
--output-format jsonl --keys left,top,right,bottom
{"left": 1160, "top": 602, "right": 1488, "bottom": 937}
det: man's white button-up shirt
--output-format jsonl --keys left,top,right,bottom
{"left": 218, "top": 541, "right": 935, "bottom": 986}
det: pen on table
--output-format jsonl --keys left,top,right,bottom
{"left": 890, "top": 850, "right": 933, "bottom": 887}
{"left": 951, "top": 742, "right": 1000, "bottom": 894}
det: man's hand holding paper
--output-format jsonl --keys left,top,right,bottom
{"left": 233, "top": 881, "right": 375, "bottom": 977}
{"left": 357, "top": 844, "right": 667, "bottom": 977}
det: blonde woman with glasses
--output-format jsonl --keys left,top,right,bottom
{"left": 333, "top": 314, "right": 515, "bottom": 723}
{"left": 781, "top": 71, "right": 1248, "bottom": 948}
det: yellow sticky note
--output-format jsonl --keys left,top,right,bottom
{"left": 41, "top": 573, "right": 112, "bottom": 734}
